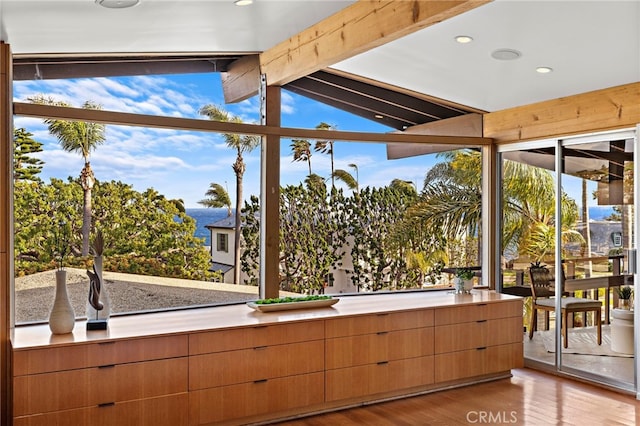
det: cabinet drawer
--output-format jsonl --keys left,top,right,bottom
{"left": 326, "top": 355, "right": 434, "bottom": 401}
{"left": 14, "top": 357, "right": 188, "bottom": 416}
{"left": 326, "top": 327, "right": 434, "bottom": 369}
{"left": 14, "top": 334, "right": 188, "bottom": 376}
{"left": 189, "top": 340, "right": 324, "bottom": 390}
{"left": 434, "top": 300, "right": 522, "bottom": 325}
{"left": 189, "top": 321, "right": 324, "bottom": 355}
{"left": 434, "top": 342, "right": 523, "bottom": 383}
{"left": 325, "top": 309, "right": 433, "bottom": 338}
{"left": 14, "top": 393, "right": 189, "bottom": 426}
{"left": 434, "top": 317, "right": 523, "bottom": 353}
{"left": 188, "top": 372, "right": 324, "bottom": 425}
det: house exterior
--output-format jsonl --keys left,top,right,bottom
{"left": 205, "top": 216, "right": 236, "bottom": 283}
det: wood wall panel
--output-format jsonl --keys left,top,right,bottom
{"left": 484, "top": 82, "right": 640, "bottom": 143}
{"left": 0, "top": 40, "right": 13, "bottom": 426}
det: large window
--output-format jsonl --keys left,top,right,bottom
{"left": 276, "top": 132, "right": 484, "bottom": 295}
{"left": 13, "top": 71, "right": 485, "bottom": 324}
{"left": 13, "top": 71, "right": 273, "bottom": 325}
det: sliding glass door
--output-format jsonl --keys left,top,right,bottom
{"left": 499, "top": 129, "right": 637, "bottom": 393}
{"left": 558, "top": 132, "right": 636, "bottom": 390}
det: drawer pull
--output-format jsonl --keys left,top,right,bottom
{"left": 376, "top": 313, "right": 389, "bottom": 317}
{"left": 254, "top": 379, "right": 268, "bottom": 383}
{"left": 477, "top": 303, "right": 487, "bottom": 306}
{"left": 376, "top": 331, "right": 388, "bottom": 335}
{"left": 98, "top": 402, "right": 115, "bottom": 408}
{"left": 476, "top": 320, "right": 487, "bottom": 323}
{"left": 253, "top": 325, "right": 268, "bottom": 329}
{"left": 476, "top": 347, "right": 487, "bottom": 351}
{"left": 377, "top": 361, "right": 389, "bottom": 365}
{"left": 253, "top": 346, "right": 267, "bottom": 350}
{"left": 98, "top": 364, "right": 115, "bottom": 369}
{"left": 98, "top": 341, "right": 115, "bottom": 346}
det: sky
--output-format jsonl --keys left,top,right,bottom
{"left": 13, "top": 73, "right": 438, "bottom": 208}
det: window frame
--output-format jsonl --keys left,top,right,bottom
{"left": 216, "top": 233, "right": 228, "bottom": 253}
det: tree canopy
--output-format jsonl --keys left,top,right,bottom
{"left": 15, "top": 178, "right": 213, "bottom": 281}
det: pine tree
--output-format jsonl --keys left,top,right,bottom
{"left": 13, "top": 128, "right": 44, "bottom": 182}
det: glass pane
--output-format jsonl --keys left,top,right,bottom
{"left": 500, "top": 144, "right": 557, "bottom": 366}
{"left": 277, "top": 140, "right": 483, "bottom": 295}
{"left": 14, "top": 123, "right": 260, "bottom": 324}
{"left": 559, "top": 137, "right": 634, "bottom": 387}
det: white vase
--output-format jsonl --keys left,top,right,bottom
{"left": 86, "top": 255, "right": 111, "bottom": 322}
{"left": 463, "top": 279, "right": 474, "bottom": 292}
{"left": 49, "top": 270, "right": 75, "bottom": 334}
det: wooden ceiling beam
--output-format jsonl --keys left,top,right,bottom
{"left": 14, "top": 102, "right": 492, "bottom": 145}
{"left": 484, "top": 82, "right": 640, "bottom": 143}
{"left": 223, "top": 0, "right": 491, "bottom": 103}
{"left": 221, "top": 55, "right": 261, "bottom": 104}
{"left": 387, "top": 113, "right": 483, "bottom": 159}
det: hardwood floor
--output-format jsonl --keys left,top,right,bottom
{"left": 276, "top": 368, "right": 640, "bottom": 425}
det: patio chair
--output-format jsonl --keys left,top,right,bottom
{"left": 528, "top": 266, "right": 602, "bottom": 348}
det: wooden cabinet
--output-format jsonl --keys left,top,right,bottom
{"left": 13, "top": 334, "right": 187, "bottom": 376}
{"left": 326, "top": 356, "right": 434, "bottom": 401}
{"left": 433, "top": 299, "right": 524, "bottom": 384}
{"left": 434, "top": 343, "right": 523, "bottom": 382}
{"left": 12, "top": 292, "right": 524, "bottom": 425}
{"left": 13, "top": 394, "right": 189, "bottom": 426}
{"left": 189, "top": 321, "right": 324, "bottom": 355}
{"left": 189, "top": 372, "right": 324, "bottom": 425}
{"left": 13, "top": 335, "right": 189, "bottom": 426}
{"left": 188, "top": 322, "right": 325, "bottom": 425}
{"left": 325, "top": 309, "right": 435, "bottom": 402}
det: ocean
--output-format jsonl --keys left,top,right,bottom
{"left": 185, "top": 208, "right": 231, "bottom": 247}
{"left": 187, "top": 206, "right": 614, "bottom": 247}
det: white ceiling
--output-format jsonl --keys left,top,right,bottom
{"left": 1, "top": 0, "right": 639, "bottom": 112}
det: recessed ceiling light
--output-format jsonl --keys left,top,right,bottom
{"left": 536, "top": 67, "right": 553, "bottom": 74}
{"left": 234, "top": 0, "right": 253, "bottom": 5}
{"left": 455, "top": 35, "right": 473, "bottom": 44}
{"left": 374, "top": 114, "right": 384, "bottom": 119}
{"left": 491, "top": 49, "right": 521, "bottom": 60}
{"left": 95, "top": 0, "right": 140, "bottom": 8}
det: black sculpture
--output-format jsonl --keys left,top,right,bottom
{"left": 86, "top": 264, "right": 107, "bottom": 330}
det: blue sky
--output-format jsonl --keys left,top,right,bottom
{"left": 13, "top": 73, "right": 437, "bottom": 208}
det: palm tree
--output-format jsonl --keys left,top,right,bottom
{"left": 29, "top": 96, "right": 105, "bottom": 256}
{"left": 332, "top": 169, "right": 358, "bottom": 191}
{"left": 199, "top": 105, "right": 260, "bottom": 285}
{"left": 349, "top": 163, "right": 359, "bottom": 192}
{"left": 291, "top": 139, "right": 312, "bottom": 175}
{"left": 390, "top": 178, "right": 418, "bottom": 198}
{"left": 199, "top": 183, "right": 232, "bottom": 217}
{"left": 314, "top": 122, "right": 336, "bottom": 188}
{"left": 410, "top": 150, "right": 583, "bottom": 267}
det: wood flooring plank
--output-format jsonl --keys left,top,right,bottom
{"left": 277, "top": 368, "right": 640, "bottom": 425}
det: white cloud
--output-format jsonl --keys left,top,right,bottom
{"left": 281, "top": 91, "right": 296, "bottom": 115}
{"left": 363, "top": 164, "right": 427, "bottom": 190}
{"left": 13, "top": 74, "right": 425, "bottom": 207}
